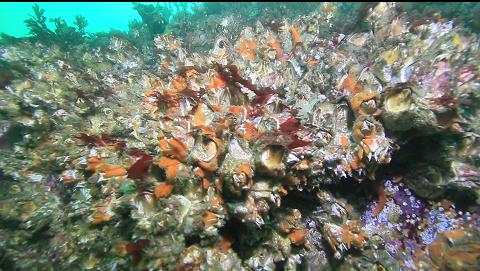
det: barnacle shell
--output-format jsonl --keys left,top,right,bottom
{"left": 176, "top": 245, "right": 205, "bottom": 270}
{"left": 221, "top": 138, "right": 254, "bottom": 196}
{"left": 348, "top": 33, "right": 371, "bottom": 47}
{"left": 250, "top": 180, "right": 280, "bottom": 207}
{"left": 323, "top": 220, "right": 367, "bottom": 259}
{"left": 352, "top": 116, "right": 383, "bottom": 143}
{"left": 246, "top": 247, "right": 276, "bottom": 270}
{"left": 191, "top": 136, "right": 218, "bottom": 163}
{"left": 257, "top": 145, "right": 287, "bottom": 177}
{"left": 350, "top": 92, "right": 381, "bottom": 116}
{"left": 257, "top": 116, "right": 280, "bottom": 133}
{"left": 231, "top": 167, "right": 253, "bottom": 193}
{"left": 132, "top": 191, "right": 156, "bottom": 218}
{"left": 384, "top": 88, "right": 413, "bottom": 113}
{"left": 381, "top": 88, "right": 438, "bottom": 132}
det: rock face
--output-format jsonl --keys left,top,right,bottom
{"left": 0, "top": 2, "right": 480, "bottom": 270}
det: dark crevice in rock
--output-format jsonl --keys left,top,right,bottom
{"left": 185, "top": 235, "right": 202, "bottom": 247}
{"left": 218, "top": 217, "right": 270, "bottom": 261}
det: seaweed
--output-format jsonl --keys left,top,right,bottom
{"left": 24, "top": 4, "right": 54, "bottom": 42}
{"left": 127, "top": 154, "right": 153, "bottom": 179}
{"left": 24, "top": 4, "right": 88, "bottom": 48}
{"left": 132, "top": 2, "right": 168, "bottom": 37}
{"left": 0, "top": 33, "right": 22, "bottom": 45}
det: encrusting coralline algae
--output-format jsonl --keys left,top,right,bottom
{"left": 1, "top": 2, "right": 480, "bottom": 270}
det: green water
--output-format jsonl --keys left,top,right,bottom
{"left": 2, "top": 2, "right": 479, "bottom": 40}
{"left": 0, "top": 2, "right": 194, "bottom": 37}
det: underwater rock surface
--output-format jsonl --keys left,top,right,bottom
{"left": 1, "top": 2, "right": 480, "bottom": 270}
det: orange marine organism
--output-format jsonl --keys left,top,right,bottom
{"left": 350, "top": 92, "right": 381, "bottom": 116}
{"left": 192, "top": 103, "right": 207, "bottom": 127}
{"left": 268, "top": 38, "right": 285, "bottom": 61}
{"left": 155, "top": 157, "right": 181, "bottom": 182}
{"left": 154, "top": 182, "right": 174, "bottom": 198}
{"left": 290, "top": 26, "right": 301, "bottom": 45}
{"left": 207, "top": 71, "right": 227, "bottom": 90}
{"left": 159, "top": 138, "right": 189, "bottom": 162}
{"left": 236, "top": 39, "right": 256, "bottom": 62}
{"left": 203, "top": 211, "right": 219, "bottom": 227}
{"left": 288, "top": 229, "right": 306, "bottom": 245}
{"left": 103, "top": 165, "right": 127, "bottom": 177}
{"left": 172, "top": 75, "right": 187, "bottom": 92}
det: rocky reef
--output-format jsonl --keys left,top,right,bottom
{"left": 1, "top": 2, "right": 480, "bottom": 270}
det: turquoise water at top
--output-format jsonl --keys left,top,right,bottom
{"left": 0, "top": 2, "right": 194, "bottom": 38}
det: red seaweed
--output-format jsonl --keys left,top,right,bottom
{"left": 179, "top": 87, "right": 206, "bottom": 102}
{"left": 126, "top": 239, "right": 150, "bottom": 265}
{"left": 253, "top": 93, "right": 274, "bottom": 106}
{"left": 288, "top": 135, "right": 311, "bottom": 150}
{"left": 76, "top": 133, "right": 98, "bottom": 145}
{"left": 128, "top": 148, "right": 146, "bottom": 157}
{"left": 155, "top": 92, "right": 180, "bottom": 108}
{"left": 115, "top": 141, "right": 127, "bottom": 150}
{"left": 215, "top": 64, "right": 274, "bottom": 96}
{"left": 279, "top": 118, "right": 304, "bottom": 133}
{"left": 76, "top": 133, "right": 128, "bottom": 150}
{"left": 177, "top": 65, "right": 207, "bottom": 77}
{"left": 127, "top": 154, "right": 153, "bottom": 179}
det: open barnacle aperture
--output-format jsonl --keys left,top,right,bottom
{"left": 257, "top": 144, "right": 287, "bottom": 178}
{"left": 381, "top": 82, "right": 438, "bottom": 132}
{"left": 350, "top": 92, "right": 382, "bottom": 116}
{"left": 384, "top": 86, "right": 413, "bottom": 113}
{"left": 191, "top": 131, "right": 221, "bottom": 172}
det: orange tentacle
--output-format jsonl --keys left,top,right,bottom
{"left": 372, "top": 182, "right": 386, "bottom": 218}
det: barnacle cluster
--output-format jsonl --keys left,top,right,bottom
{"left": 1, "top": 2, "right": 480, "bottom": 270}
